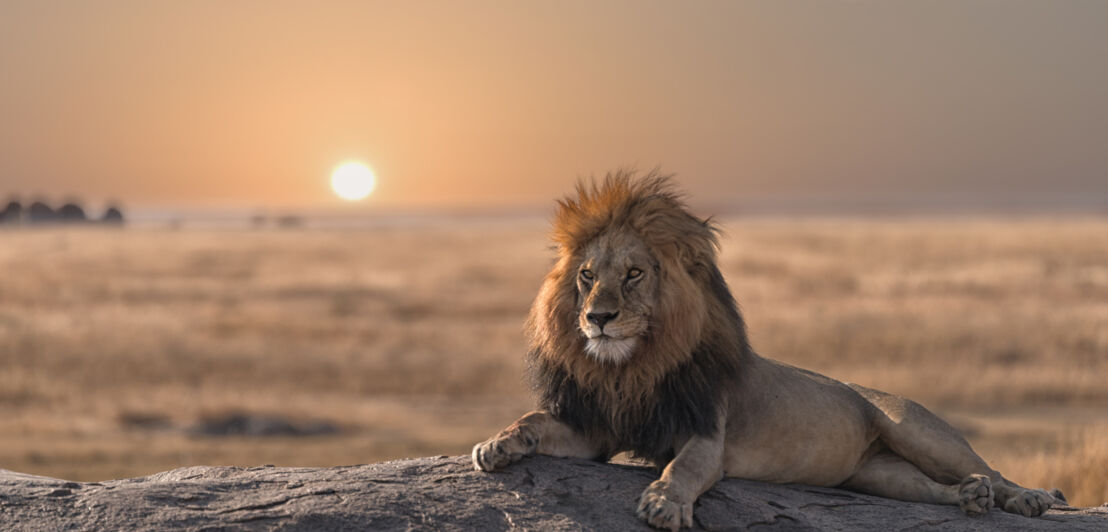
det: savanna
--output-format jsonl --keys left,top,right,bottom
{"left": 0, "top": 217, "right": 1105, "bottom": 506}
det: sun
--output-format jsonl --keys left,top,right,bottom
{"left": 330, "top": 162, "right": 376, "bottom": 201}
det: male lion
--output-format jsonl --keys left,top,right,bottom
{"left": 472, "top": 171, "right": 1058, "bottom": 530}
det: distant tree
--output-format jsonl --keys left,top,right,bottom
{"left": 58, "top": 203, "right": 88, "bottom": 222}
{"left": 0, "top": 201, "right": 22, "bottom": 225}
{"left": 101, "top": 206, "right": 125, "bottom": 225}
{"left": 276, "top": 215, "right": 303, "bottom": 228}
{"left": 27, "top": 201, "right": 57, "bottom": 224}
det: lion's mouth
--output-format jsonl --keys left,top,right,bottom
{"left": 584, "top": 330, "right": 627, "bottom": 342}
{"left": 582, "top": 323, "right": 630, "bottom": 341}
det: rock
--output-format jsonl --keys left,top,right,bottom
{"left": 0, "top": 456, "right": 1105, "bottom": 531}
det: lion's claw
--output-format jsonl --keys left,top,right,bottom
{"left": 637, "top": 481, "right": 693, "bottom": 531}
{"left": 472, "top": 439, "right": 508, "bottom": 471}
{"left": 472, "top": 430, "right": 537, "bottom": 472}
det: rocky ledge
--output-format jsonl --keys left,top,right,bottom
{"left": 1, "top": 455, "right": 1105, "bottom": 531}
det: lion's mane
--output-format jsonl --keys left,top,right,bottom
{"left": 526, "top": 170, "right": 753, "bottom": 463}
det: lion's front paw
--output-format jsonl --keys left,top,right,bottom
{"left": 471, "top": 432, "right": 535, "bottom": 472}
{"left": 637, "top": 481, "right": 693, "bottom": 531}
{"left": 471, "top": 438, "right": 513, "bottom": 472}
{"left": 1001, "top": 488, "right": 1055, "bottom": 517}
{"left": 958, "top": 474, "right": 995, "bottom": 516}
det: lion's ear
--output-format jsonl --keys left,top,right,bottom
{"left": 658, "top": 215, "right": 721, "bottom": 271}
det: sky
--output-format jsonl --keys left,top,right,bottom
{"left": 1, "top": 1, "right": 1106, "bottom": 212}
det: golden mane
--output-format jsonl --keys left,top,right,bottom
{"left": 526, "top": 171, "right": 748, "bottom": 455}
{"left": 549, "top": 169, "right": 719, "bottom": 265}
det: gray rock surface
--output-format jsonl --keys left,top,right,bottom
{"left": 1, "top": 455, "right": 1105, "bottom": 531}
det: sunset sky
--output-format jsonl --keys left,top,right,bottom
{"left": 1, "top": 1, "right": 1106, "bottom": 212}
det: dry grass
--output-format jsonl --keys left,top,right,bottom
{"left": 1009, "top": 426, "right": 1108, "bottom": 507}
{"left": 1, "top": 217, "right": 1106, "bottom": 506}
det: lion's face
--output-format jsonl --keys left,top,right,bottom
{"left": 575, "top": 230, "right": 659, "bottom": 364}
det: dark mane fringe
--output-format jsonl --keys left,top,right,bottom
{"left": 526, "top": 170, "right": 752, "bottom": 463}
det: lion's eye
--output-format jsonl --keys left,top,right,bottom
{"left": 627, "top": 268, "right": 642, "bottom": 280}
{"left": 580, "top": 269, "right": 594, "bottom": 281}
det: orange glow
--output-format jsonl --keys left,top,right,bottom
{"left": 0, "top": 2, "right": 1104, "bottom": 211}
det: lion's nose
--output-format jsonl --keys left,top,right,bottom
{"left": 586, "top": 311, "right": 619, "bottom": 329}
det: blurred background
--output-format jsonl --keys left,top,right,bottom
{"left": 1, "top": 0, "right": 1106, "bottom": 506}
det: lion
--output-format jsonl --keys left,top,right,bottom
{"left": 472, "top": 170, "right": 1059, "bottom": 530}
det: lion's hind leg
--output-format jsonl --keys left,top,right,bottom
{"left": 842, "top": 451, "right": 994, "bottom": 516}
{"left": 850, "top": 384, "right": 1056, "bottom": 517}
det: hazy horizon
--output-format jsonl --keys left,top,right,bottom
{"left": 2, "top": 1, "right": 1106, "bottom": 211}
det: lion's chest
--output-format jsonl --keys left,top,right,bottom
{"left": 551, "top": 391, "right": 689, "bottom": 462}
{"left": 538, "top": 361, "right": 725, "bottom": 463}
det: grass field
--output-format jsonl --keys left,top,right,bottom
{"left": 1, "top": 217, "right": 1106, "bottom": 506}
